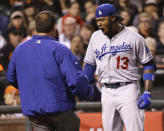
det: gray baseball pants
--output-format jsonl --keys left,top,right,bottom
{"left": 101, "top": 81, "right": 145, "bottom": 131}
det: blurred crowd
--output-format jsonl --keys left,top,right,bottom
{"left": 0, "top": 0, "right": 164, "bottom": 105}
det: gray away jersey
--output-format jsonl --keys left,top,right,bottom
{"left": 84, "top": 27, "right": 153, "bottom": 84}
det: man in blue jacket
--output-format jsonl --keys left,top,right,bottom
{"left": 6, "top": 10, "right": 94, "bottom": 131}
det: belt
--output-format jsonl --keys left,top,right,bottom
{"left": 103, "top": 82, "right": 133, "bottom": 88}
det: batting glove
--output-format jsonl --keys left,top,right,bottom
{"left": 138, "top": 91, "right": 151, "bottom": 109}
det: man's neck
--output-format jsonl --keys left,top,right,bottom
{"left": 107, "top": 23, "right": 124, "bottom": 39}
{"left": 37, "top": 32, "right": 54, "bottom": 37}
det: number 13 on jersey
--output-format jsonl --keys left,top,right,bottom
{"left": 116, "top": 56, "right": 129, "bottom": 69}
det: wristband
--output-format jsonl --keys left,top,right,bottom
{"left": 143, "top": 73, "right": 155, "bottom": 81}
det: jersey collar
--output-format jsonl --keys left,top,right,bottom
{"left": 32, "top": 35, "right": 55, "bottom": 40}
{"left": 111, "top": 27, "right": 127, "bottom": 40}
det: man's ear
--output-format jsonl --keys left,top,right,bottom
{"left": 110, "top": 15, "right": 116, "bottom": 22}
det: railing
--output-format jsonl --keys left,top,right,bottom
{"left": 0, "top": 100, "right": 164, "bottom": 114}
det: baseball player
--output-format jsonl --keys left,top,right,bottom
{"left": 84, "top": 4, "right": 156, "bottom": 131}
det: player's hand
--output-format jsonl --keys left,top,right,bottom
{"left": 138, "top": 91, "right": 151, "bottom": 109}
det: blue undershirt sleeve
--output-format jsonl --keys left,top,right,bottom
{"left": 84, "top": 63, "right": 96, "bottom": 82}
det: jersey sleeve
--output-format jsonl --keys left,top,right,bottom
{"left": 137, "top": 36, "right": 153, "bottom": 64}
{"left": 84, "top": 35, "right": 96, "bottom": 66}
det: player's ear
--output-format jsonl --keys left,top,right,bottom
{"left": 110, "top": 15, "right": 116, "bottom": 22}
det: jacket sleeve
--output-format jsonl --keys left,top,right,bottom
{"left": 54, "top": 46, "right": 94, "bottom": 100}
{"left": 6, "top": 52, "right": 18, "bottom": 88}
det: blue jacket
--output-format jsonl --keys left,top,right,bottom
{"left": 7, "top": 35, "right": 94, "bottom": 116}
